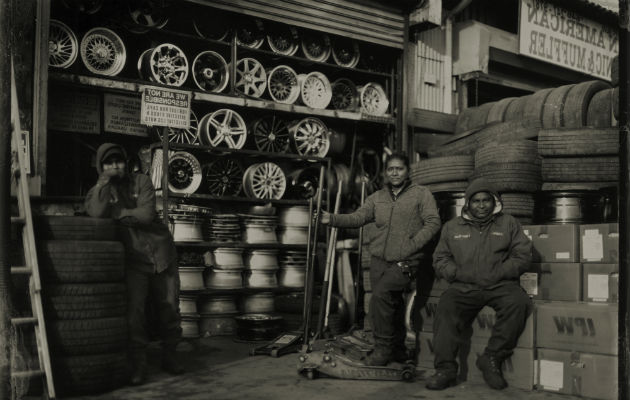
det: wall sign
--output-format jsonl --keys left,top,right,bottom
{"left": 104, "top": 94, "right": 148, "bottom": 137}
{"left": 140, "top": 86, "right": 191, "bottom": 129}
{"left": 48, "top": 90, "right": 100, "bottom": 134}
{"left": 519, "top": 0, "right": 618, "bottom": 80}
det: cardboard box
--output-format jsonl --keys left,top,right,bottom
{"left": 520, "top": 263, "right": 581, "bottom": 301}
{"left": 582, "top": 264, "right": 618, "bottom": 303}
{"left": 522, "top": 224, "right": 580, "bottom": 263}
{"left": 580, "top": 224, "right": 619, "bottom": 263}
{"left": 414, "top": 296, "right": 440, "bottom": 333}
{"left": 536, "top": 302, "right": 618, "bottom": 355}
{"left": 471, "top": 306, "right": 535, "bottom": 348}
{"left": 537, "top": 348, "right": 617, "bottom": 400}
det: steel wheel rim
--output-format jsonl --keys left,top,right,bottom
{"left": 266, "top": 26, "right": 299, "bottom": 56}
{"left": 244, "top": 163, "right": 286, "bottom": 200}
{"left": 235, "top": 58, "right": 267, "bottom": 98}
{"left": 299, "top": 72, "right": 332, "bottom": 109}
{"left": 251, "top": 116, "right": 290, "bottom": 153}
{"left": 192, "top": 51, "right": 229, "bottom": 93}
{"left": 236, "top": 19, "right": 264, "bottom": 49}
{"left": 202, "top": 158, "right": 243, "bottom": 196}
{"left": 300, "top": 31, "right": 331, "bottom": 62}
{"left": 267, "top": 65, "right": 299, "bottom": 104}
{"left": 331, "top": 78, "right": 358, "bottom": 110}
{"left": 60, "top": 0, "right": 103, "bottom": 14}
{"left": 332, "top": 38, "right": 360, "bottom": 68}
{"left": 290, "top": 117, "right": 330, "bottom": 157}
{"left": 127, "top": 1, "right": 169, "bottom": 33}
{"left": 200, "top": 109, "right": 247, "bottom": 149}
{"left": 156, "top": 110, "right": 199, "bottom": 144}
{"left": 80, "top": 27, "right": 126, "bottom": 76}
{"left": 193, "top": 18, "right": 230, "bottom": 41}
{"left": 145, "top": 43, "right": 189, "bottom": 87}
{"left": 49, "top": 20, "right": 78, "bottom": 68}
{"left": 168, "top": 151, "right": 202, "bottom": 194}
{"left": 360, "top": 83, "right": 389, "bottom": 116}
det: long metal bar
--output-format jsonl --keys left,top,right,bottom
{"left": 619, "top": 2, "right": 630, "bottom": 398}
{"left": 352, "top": 181, "right": 366, "bottom": 328}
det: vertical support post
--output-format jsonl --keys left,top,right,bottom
{"left": 399, "top": 14, "right": 410, "bottom": 154}
{"left": 619, "top": 2, "right": 630, "bottom": 400}
{"left": 161, "top": 126, "right": 169, "bottom": 224}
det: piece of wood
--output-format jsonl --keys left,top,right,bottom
{"left": 408, "top": 108, "right": 457, "bottom": 133}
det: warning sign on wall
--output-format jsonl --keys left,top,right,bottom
{"left": 48, "top": 90, "right": 100, "bottom": 134}
{"left": 140, "top": 86, "right": 191, "bottom": 129}
{"left": 104, "top": 94, "right": 148, "bottom": 137}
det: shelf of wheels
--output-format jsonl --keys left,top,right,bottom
{"left": 49, "top": 72, "right": 395, "bottom": 125}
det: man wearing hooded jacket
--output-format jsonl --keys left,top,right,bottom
{"left": 85, "top": 143, "right": 183, "bottom": 385}
{"left": 426, "top": 177, "right": 532, "bottom": 391}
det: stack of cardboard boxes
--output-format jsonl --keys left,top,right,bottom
{"left": 413, "top": 222, "right": 618, "bottom": 399}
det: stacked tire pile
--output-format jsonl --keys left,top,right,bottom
{"left": 410, "top": 155, "right": 474, "bottom": 193}
{"left": 36, "top": 216, "right": 128, "bottom": 396}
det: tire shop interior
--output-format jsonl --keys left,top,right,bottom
{"left": 2, "top": 0, "right": 627, "bottom": 399}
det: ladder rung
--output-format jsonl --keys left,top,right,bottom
{"left": 11, "top": 216, "right": 25, "bottom": 225}
{"left": 11, "top": 370, "right": 44, "bottom": 379}
{"left": 11, "top": 266, "right": 31, "bottom": 274}
{"left": 11, "top": 317, "right": 38, "bottom": 326}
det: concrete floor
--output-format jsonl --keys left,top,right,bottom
{"left": 64, "top": 337, "right": 584, "bottom": 400}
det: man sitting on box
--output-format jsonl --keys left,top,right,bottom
{"left": 426, "top": 177, "right": 532, "bottom": 391}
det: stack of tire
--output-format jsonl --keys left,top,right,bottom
{"left": 471, "top": 140, "right": 542, "bottom": 224}
{"left": 410, "top": 155, "right": 474, "bottom": 193}
{"left": 36, "top": 216, "right": 127, "bottom": 396}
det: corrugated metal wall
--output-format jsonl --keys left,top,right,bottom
{"left": 415, "top": 27, "right": 447, "bottom": 112}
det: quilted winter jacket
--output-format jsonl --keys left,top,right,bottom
{"left": 329, "top": 182, "right": 441, "bottom": 262}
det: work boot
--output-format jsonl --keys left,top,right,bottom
{"left": 425, "top": 369, "right": 457, "bottom": 390}
{"left": 162, "top": 345, "right": 185, "bottom": 375}
{"left": 476, "top": 353, "right": 507, "bottom": 390}
{"left": 364, "top": 345, "right": 392, "bottom": 366}
{"left": 130, "top": 352, "right": 147, "bottom": 386}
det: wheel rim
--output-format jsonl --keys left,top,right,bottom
{"left": 236, "top": 19, "right": 264, "bottom": 49}
{"left": 243, "top": 163, "right": 286, "bottom": 200}
{"left": 141, "top": 43, "right": 189, "bottom": 87}
{"left": 202, "top": 158, "right": 243, "bottom": 196}
{"left": 360, "top": 83, "right": 389, "bottom": 116}
{"left": 300, "top": 31, "right": 331, "bottom": 62}
{"left": 290, "top": 117, "right": 330, "bottom": 157}
{"left": 266, "top": 26, "right": 299, "bottom": 56}
{"left": 127, "top": 1, "right": 169, "bottom": 33}
{"left": 192, "top": 9, "right": 230, "bottom": 41}
{"left": 80, "top": 27, "right": 126, "bottom": 76}
{"left": 332, "top": 38, "right": 360, "bottom": 68}
{"left": 60, "top": 0, "right": 103, "bottom": 14}
{"left": 199, "top": 109, "right": 247, "bottom": 149}
{"left": 267, "top": 65, "right": 299, "bottom": 104}
{"left": 235, "top": 58, "right": 267, "bottom": 98}
{"left": 192, "top": 51, "right": 229, "bottom": 92}
{"left": 49, "top": 20, "right": 78, "bottom": 69}
{"left": 331, "top": 78, "right": 358, "bottom": 110}
{"left": 155, "top": 110, "right": 199, "bottom": 144}
{"left": 251, "top": 116, "right": 290, "bottom": 153}
{"left": 299, "top": 72, "right": 332, "bottom": 109}
{"left": 168, "top": 152, "right": 202, "bottom": 194}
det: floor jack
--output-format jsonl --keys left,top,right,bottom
{"left": 296, "top": 183, "right": 417, "bottom": 382}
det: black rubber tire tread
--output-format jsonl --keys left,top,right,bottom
{"left": 538, "top": 128, "right": 619, "bottom": 156}
{"left": 522, "top": 88, "right": 553, "bottom": 126}
{"left": 40, "top": 261, "right": 125, "bottom": 283}
{"left": 474, "top": 120, "right": 540, "bottom": 148}
{"left": 53, "top": 352, "right": 128, "bottom": 395}
{"left": 542, "top": 181, "right": 619, "bottom": 191}
{"left": 586, "top": 88, "right": 615, "bottom": 128}
{"left": 426, "top": 181, "right": 469, "bottom": 193}
{"left": 474, "top": 140, "right": 540, "bottom": 168}
{"left": 410, "top": 156, "right": 474, "bottom": 184}
{"left": 427, "top": 126, "right": 489, "bottom": 158}
{"left": 472, "top": 163, "right": 542, "bottom": 192}
{"left": 35, "top": 216, "right": 117, "bottom": 241}
{"left": 39, "top": 240, "right": 124, "bottom": 283}
{"left": 48, "top": 317, "right": 127, "bottom": 356}
{"left": 542, "top": 84, "right": 573, "bottom": 129}
{"left": 504, "top": 95, "right": 531, "bottom": 122}
{"left": 541, "top": 157, "right": 619, "bottom": 182}
{"left": 40, "top": 240, "right": 124, "bottom": 255}
{"left": 500, "top": 193, "right": 535, "bottom": 217}
{"left": 454, "top": 103, "right": 494, "bottom": 133}
{"left": 364, "top": 292, "right": 372, "bottom": 314}
{"left": 43, "top": 282, "right": 126, "bottom": 296}
{"left": 486, "top": 97, "right": 516, "bottom": 123}
{"left": 44, "top": 284, "right": 126, "bottom": 319}
{"left": 363, "top": 272, "right": 372, "bottom": 291}
{"left": 562, "top": 80, "right": 610, "bottom": 128}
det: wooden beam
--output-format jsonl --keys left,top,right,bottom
{"left": 32, "top": 0, "right": 49, "bottom": 196}
{"left": 408, "top": 108, "right": 457, "bottom": 133}
{"left": 459, "top": 71, "right": 543, "bottom": 93}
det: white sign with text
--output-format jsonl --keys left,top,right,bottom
{"left": 140, "top": 86, "right": 191, "bottom": 129}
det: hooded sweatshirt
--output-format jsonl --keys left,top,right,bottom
{"left": 432, "top": 178, "right": 532, "bottom": 292}
{"left": 329, "top": 181, "right": 441, "bottom": 262}
{"left": 85, "top": 143, "right": 176, "bottom": 273}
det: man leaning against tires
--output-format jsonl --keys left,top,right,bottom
{"left": 85, "top": 143, "right": 184, "bottom": 386}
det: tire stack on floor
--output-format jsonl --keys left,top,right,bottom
{"left": 36, "top": 216, "right": 128, "bottom": 396}
{"left": 410, "top": 155, "right": 474, "bottom": 193}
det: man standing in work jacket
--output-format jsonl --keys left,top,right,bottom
{"left": 321, "top": 152, "right": 441, "bottom": 366}
{"left": 85, "top": 143, "right": 183, "bottom": 385}
{"left": 426, "top": 177, "right": 532, "bottom": 391}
